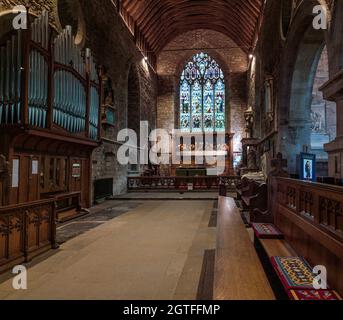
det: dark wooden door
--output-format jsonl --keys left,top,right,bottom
{"left": 17, "top": 156, "right": 39, "bottom": 203}
{"left": 28, "top": 156, "right": 40, "bottom": 202}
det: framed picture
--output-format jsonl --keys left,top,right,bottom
{"left": 300, "top": 153, "right": 316, "bottom": 182}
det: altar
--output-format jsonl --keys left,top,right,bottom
{"left": 169, "top": 132, "right": 234, "bottom": 176}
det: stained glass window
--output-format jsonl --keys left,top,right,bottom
{"left": 180, "top": 52, "right": 225, "bottom": 132}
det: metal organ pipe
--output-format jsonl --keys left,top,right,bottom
{"left": 53, "top": 24, "right": 87, "bottom": 134}
{"left": 0, "top": 28, "right": 22, "bottom": 124}
{"left": 0, "top": 10, "right": 99, "bottom": 140}
{"left": 53, "top": 24, "right": 100, "bottom": 136}
{"left": 28, "top": 10, "right": 49, "bottom": 128}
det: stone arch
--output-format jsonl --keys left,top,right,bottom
{"left": 278, "top": 0, "right": 332, "bottom": 173}
{"left": 280, "top": 0, "right": 295, "bottom": 40}
{"left": 0, "top": 10, "right": 21, "bottom": 39}
{"left": 56, "top": 0, "right": 86, "bottom": 47}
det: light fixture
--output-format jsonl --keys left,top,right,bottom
{"left": 249, "top": 54, "right": 254, "bottom": 60}
{"left": 144, "top": 56, "right": 148, "bottom": 61}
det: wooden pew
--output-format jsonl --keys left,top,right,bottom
{"left": 213, "top": 197, "right": 275, "bottom": 300}
{"left": 54, "top": 192, "right": 84, "bottom": 222}
{"left": 235, "top": 177, "right": 249, "bottom": 200}
{"left": 241, "top": 180, "right": 260, "bottom": 209}
{"left": 269, "top": 177, "right": 343, "bottom": 297}
{"left": 237, "top": 178, "right": 271, "bottom": 223}
{"left": 42, "top": 191, "right": 84, "bottom": 223}
{"left": 252, "top": 222, "right": 342, "bottom": 300}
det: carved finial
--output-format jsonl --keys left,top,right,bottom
{"left": 270, "top": 153, "right": 289, "bottom": 177}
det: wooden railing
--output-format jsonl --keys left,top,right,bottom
{"left": 0, "top": 199, "right": 57, "bottom": 273}
{"left": 272, "top": 177, "right": 343, "bottom": 295}
{"left": 127, "top": 176, "right": 240, "bottom": 191}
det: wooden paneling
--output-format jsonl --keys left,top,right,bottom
{"left": 0, "top": 199, "right": 57, "bottom": 273}
{"left": 214, "top": 197, "right": 275, "bottom": 300}
{"left": 272, "top": 177, "right": 343, "bottom": 296}
{"left": 0, "top": 180, "right": 3, "bottom": 206}
{"left": 5, "top": 152, "right": 89, "bottom": 208}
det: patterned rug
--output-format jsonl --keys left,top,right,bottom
{"left": 271, "top": 257, "right": 316, "bottom": 290}
{"left": 289, "top": 290, "right": 342, "bottom": 300}
{"left": 252, "top": 223, "right": 284, "bottom": 239}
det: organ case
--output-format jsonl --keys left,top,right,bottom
{"left": 0, "top": 10, "right": 102, "bottom": 208}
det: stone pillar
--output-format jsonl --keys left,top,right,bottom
{"left": 320, "top": 70, "right": 343, "bottom": 178}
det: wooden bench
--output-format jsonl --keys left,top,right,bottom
{"left": 54, "top": 192, "right": 85, "bottom": 222}
{"left": 213, "top": 197, "right": 275, "bottom": 300}
{"left": 42, "top": 191, "right": 85, "bottom": 223}
{"left": 252, "top": 222, "right": 342, "bottom": 300}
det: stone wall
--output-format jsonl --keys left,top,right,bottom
{"left": 77, "top": 0, "right": 158, "bottom": 199}
{"left": 156, "top": 29, "right": 248, "bottom": 154}
{"left": 0, "top": 0, "right": 59, "bottom": 29}
{"left": 311, "top": 47, "right": 336, "bottom": 144}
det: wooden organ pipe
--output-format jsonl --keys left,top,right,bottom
{"left": 0, "top": 31, "right": 22, "bottom": 125}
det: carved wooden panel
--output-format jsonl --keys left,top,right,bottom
{"left": 299, "top": 190, "right": 314, "bottom": 218}
{"left": 8, "top": 214, "right": 24, "bottom": 259}
{"left": 0, "top": 199, "right": 56, "bottom": 273}
{"left": 274, "top": 177, "right": 343, "bottom": 296}
{"left": 319, "top": 197, "right": 343, "bottom": 236}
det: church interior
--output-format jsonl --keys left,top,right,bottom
{"left": 0, "top": 0, "right": 343, "bottom": 302}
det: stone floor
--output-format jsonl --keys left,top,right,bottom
{"left": 0, "top": 200, "right": 216, "bottom": 300}
{"left": 57, "top": 201, "right": 142, "bottom": 244}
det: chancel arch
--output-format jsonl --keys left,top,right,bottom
{"left": 278, "top": 0, "right": 333, "bottom": 174}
